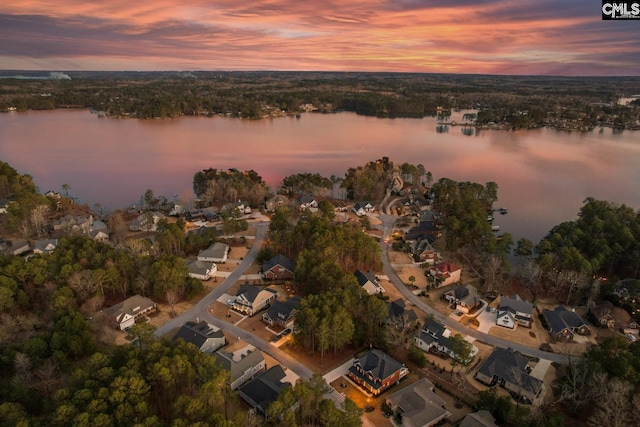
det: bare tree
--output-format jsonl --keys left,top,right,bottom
{"left": 13, "top": 352, "right": 33, "bottom": 385}
{"left": 165, "top": 287, "right": 182, "bottom": 317}
{"left": 483, "top": 254, "right": 502, "bottom": 293}
{"left": 107, "top": 212, "right": 128, "bottom": 245}
{"left": 588, "top": 377, "right": 632, "bottom": 427}
{"left": 30, "top": 204, "right": 50, "bottom": 238}
{"left": 34, "top": 359, "right": 61, "bottom": 394}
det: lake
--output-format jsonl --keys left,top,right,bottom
{"left": 1, "top": 109, "right": 639, "bottom": 243}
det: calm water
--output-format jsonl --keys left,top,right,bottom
{"left": 1, "top": 109, "right": 639, "bottom": 243}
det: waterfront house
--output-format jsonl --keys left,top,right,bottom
{"left": 348, "top": 349, "right": 408, "bottom": 396}
{"left": 231, "top": 284, "right": 278, "bottom": 316}
{"left": 428, "top": 263, "right": 461, "bottom": 287}
{"left": 474, "top": 347, "right": 542, "bottom": 404}
{"left": 129, "top": 211, "right": 164, "bottom": 232}
{"left": 262, "top": 254, "right": 295, "bottom": 281}
{"left": 542, "top": 306, "right": 591, "bottom": 342}
{"left": 443, "top": 284, "right": 480, "bottom": 314}
{"left": 173, "top": 320, "right": 226, "bottom": 353}
{"left": 106, "top": 295, "right": 157, "bottom": 330}
{"left": 215, "top": 341, "right": 266, "bottom": 390}
{"left": 197, "top": 242, "right": 230, "bottom": 263}
{"left": 187, "top": 259, "right": 217, "bottom": 280}
{"left": 496, "top": 295, "right": 533, "bottom": 329}
{"left": 385, "top": 378, "right": 451, "bottom": 427}
{"left": 354, "top": 269, "right": 384, "bottom": 295}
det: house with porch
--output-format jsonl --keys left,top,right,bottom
{"left": 173, "top": 320, "right": 226, "bottom": 353}
{"left": 106, "top": 295, "right": 157, "bottom": 330}
{"left": 187, "top": 259, "right": 217, "bottom": 281}
{"left": 348, "top": 349, "right": 409, "bottom": 396}
{"left": 542, "top": 306, "right": 591, "bottom": 342}
{"left": 385, "top": 378, "right": 451, "bottom": 427}
{"left": 231, "top": 284, "right": 278, "bottom": 316}
{"left": 262, "top": 254, "right": 295, "bottom": 281}
{"left": 262, "top": 298, "right": 299, "bottom": 329}
{"left": 474, "top": 347, "right": 543, "bottom": 404}
{"left": 590, "top": 300, "right": 616, "bottom": 329}
{"left": 428, "top": 263, "right": 461, "bottom": 287}
{"left": 215, "top": 341, "right": 266, "bottom": 390}
{"left": 354, "top": 269, "right": 384, "bottom": 295}
{"left": 496, "top": 295, "right": 533, "bottom": 329}
{"left": 443, "top": 284, "right": 480, "bottom": 314}
{"left": 197, "top": 242, "right": 230, "bottom": 263}
{"left": 414, "top": 318, "right": 456, "bottom": 360}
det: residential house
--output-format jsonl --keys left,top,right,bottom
{"left": 385, "top": 378, "right": 451, "bottom": 427}
{"left": 542, "top": 306, "right": 591, "bottom": 342}
{"left": 33, "top": 239, "right": 59, "bottom": 254}
{"left": 496, "top": 295, "right": 533, "bottom": 329}
{"left": 353, "top": 201, "right": 375, "bottom": 216}
{"left": 187, "top": 259, "right": 217, "bottom": 281}
{"left": 129, "top": 211, "right": 165, "bottom": 232}
{"left": 387, "top": 299, "right": 419, "bottom": 330}
{"left": 354, "top": 269, "right": 384, "bottom": 295}
{"left": 405, "top": 221, "right": 442, "bottom": 244}
{"left": 348, "top": 349, "right": 409, "bottom": 396}
{"left": 106, "top": 295, "right": 157, "bottom": 330}
{"left": 590, "top": 300, "right": 616, "bottom": 329}
{"left": 444, "top": 284, "right": 480, "bottom": 314}
{"left": 414, "top": 239, "right": 441, "bottom": 265}
{"left": 215, "top": 342, "right": 266, "bottom": 390}
{"left": 238, "top": 365, "right": 292, "bottom": 416}
{"left": 474, "top": 347, "right": 543, "bottom": 404}
{"left": 414, "top": 318, "right": 456, "bottom": 360}
{"left": 459, "top": 410, "right": 498, "bottom": 427}
{"left": 231, "top": 284, "right": 278, "bottom": 316}
{"left": 262, "top": 298, "right": 299, "bottom": 329}
{"left": 0, "top": 198, "right": 11, "bottom": 214}
{"left": 173, "top": 320, "right": 226, "bottom": 353}
{"left": 0, "top": 239, "right": 29, "bottom": 256}
{"left": 296, "top": 194, "right": 318, "bottom": 211}
{"left": 264, "top": 194, "right": 290, "bottom": 212}
{"left": 89, "top": 229, "right": 109, "bottom": 242}
{"left": 614, "top": 278, "right": 640, "bottom": 302}
{"left": 331, "top": 200, "right": 350, "bottom": 212}
{"left": 52, "top": 214, "right": 76, "bottom": 231}
{"left": 262, "top": 254, "right": 295, "bottom": 281}
{"left": 73, "top": 214, "right": 93, "bottom": 233}
{"left": 197, "top": 242, "right": 230, "bottom": 263}
{"left": 428, "top": 263, "right": 461, "bottom": 287}
{"left": 222, "top": 201, "right": 251, "bottom": 216}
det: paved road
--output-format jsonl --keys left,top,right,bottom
{"left": 378, "top": 214, "right": 569, "bottom": 365}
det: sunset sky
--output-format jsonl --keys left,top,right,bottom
{"left": 1, "top": 0, "right": 639, "bottom": 75}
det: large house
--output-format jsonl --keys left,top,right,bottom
{"left": 296, "top": 194, "right": 318, "bottom": 211}
{"left": 429, "top": 263, "right": 461, "bottom": 287}
{"left": 215, "top": 341, "right": 266, "bottom": 390}
{"left": 197, "top": 242, "right": 230, "bottom": 263}
{"left": 353, "top": 202, "right": 375, "bottom": 216}
{"left": 590, "top": 300, "right": 616, "bottom": 329}
{"left": 414, "top": 318, "right": 459, "bottom": 360}
{"left": 496, "top": 295, "right": 533, "bottom": 329}
{"left": 262, "top": 254, "right": 295, "bottom": 281}
{"left": 238, "top": 365, "right": 292, "bottom": 416}
{"left": 187, "top": 259, "right": 217, "bottom": 281}
{"left": 0, "top": 239, "right": 29, "bottom": 256}
{"left": 261, "top": 298, "right": 299, "bottom": 329}
{"left": 173, "top": 320, "right": 226, "bottom": 353}
{"left": 106, "top": 295, "right": 157, "bottom": 330}
{"left": 231, "top": 284, "right": 278, "bottom": 316}
{"left": 354, "top": 269, "right": 384, "bottom": 295}
{"left": 348, "top": 349, "right": 409, "bottom": 396}
{"left": 387, "top": 299, "right": 419, "bottom": 330}
{"left": 474, "top": 347, "right": 543, "bottom": 404}
{"left": 385, "top": 378, "right": 451, "bottom": 427}
{"left": 443, "top": 284, "right": 480, "bottom": 314}
{"left": 129, "top": 211, "right": 165, "bottom": 232}
{"left": 33, "top": 239, "right": 59, "bottom": 254}
{"left": 542, "top": 306, "right": 591, "bottom": 342}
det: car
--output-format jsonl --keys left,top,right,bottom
{"left": 282, "top": 328, "right": 292, "bottom": 336}
{"left": 628, "top": 334, "right": 637, "bottom": 342}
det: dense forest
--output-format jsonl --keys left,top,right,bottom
{"left": 1, "top": 71, "right": 639, "bottom": 129}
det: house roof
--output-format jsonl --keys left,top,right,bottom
{"left": 33, "top": 239, "right": 58, "bottom": 253}
{"left": 297, "top": 194, "right": 316, "bottom": 205}
{"left": 385, "top": 378, "right": 450, "bottom": 427}
{"left": 262, "top": 254, "right": 295, "bottom": 274}
{"left": 447, "top": 284, "right": 479, "bottom": 307}
{"left": 543, "top": 306, "right": 589, "bottom": 334}
{"left": 354, "top": 269, "right": 381, "bottom": 288}
{"left": 235, "top": 283, "right": 277, "bottom": 303}
{"left": 107, "top": 295, "right": 156, "bottom": 323}
{"left": 432, "top": 263, "right": 461, "bottom": 274}
{"left": 215, "top": 344, "right": 265, "bottom": 382}
{"left": 187, "top": 259, "right": 215, "bottom": 276}
{"left": 498, "top": 295, "right": 533, "bottom": 316}
{"left": 459, "top": 410, "right": 498, "bottom": 427}
{"left": 0, "top": 198, "right": 10, "bottom": 208}
{"left": 173, "top": 321, "right": 224, "bottom": 351}
{"left": 198, "top": 242, "right": 229, "bottom": 259}
{"left": 477, "top": 348, "right": 542, "bottom": 396}
{"left": 263, "top": 299, "right": 299, "bottom": 323}
{"left": 405, "top": 221, "right": 439, "bottom": 242}
{"left": 351, "top": 349, "right": 404, "bottom": 382}
{"left": 591, "top": 300, "right": 615, "bottom": 319}
{"left": 239, "top": 365, "right": 291, "bottom": 414}
{"left": 388, "top": 299, "right": 418, "bottom": 324}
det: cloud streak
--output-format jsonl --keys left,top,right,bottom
{"left": 0, "top": 0, "right": 638, "bottom": 74}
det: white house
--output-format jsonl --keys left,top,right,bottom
{"left": 187, "top": 259, "right": 217, "bottom": 280}
{"left": 197, "top": 242, "right": 230, "bottom": 263}
{"left": 106, "top": 295, "right": 157, "bottom": 330}
{"left": 129, "top": 212, "right": 165, "bottom": 232}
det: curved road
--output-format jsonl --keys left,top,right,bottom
{"left": 378, "top": 214, "right": 568, "bottom": 364}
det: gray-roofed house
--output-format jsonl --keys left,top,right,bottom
{"left": 173, "top": 320, "right": 226, "bottom": 353}
{"left": 238, "top": 365, "right": 292, "bottom": 416}
{"left": 262, "top": 254, "right": 295, "bottom": 281}
{"left": 590, "top": 300, "right": 616, "bottom": 329}
{"left": 459, "top": 410, "right": 498, "bottom": 427}
{"left": 215, "top": 342, "right": 266, "bottom": 390}
{"left": 89, "top": 229, "right": 109, "bottom": 242}
{"left": 354, "top": 269, "right": 384, "bottom": 295}
{"left": 353, "top": 201, "right": 375, "bottom": 216}
{"left": 348, "top": 349, "right": 409, "bottom": 396}
{"left": 385, "top": 378, "right": 451, "bottom": 427}
{"left": 187, "top": 259, "right": 217, "bottom": 281}
{"left": 33, "top": 239, "right": 59, "bottom": 254}
{"left": 474, "top": 347, "right": 543, "bottom": 404}
{"left": 105, "top": 295, "right": 157, "bottom": 330}
{"left": 0, "top": 239, "right": 29, "bottom": 256}
{"left": 542, "top": 306, "right": 591, "bottom": 342}
{"left": 443, "top": 284, "right": 480, "bottom": 314}
{"left": 129, "top": 212, "right": 165, "bottom": 232}
{"left": 387, "top": 299, "right": 419, "bottom": 330}
{"left": 0, "top": 198, "right": 11, "bottom": 214}
{"left": 231, "top": 284, "right": 278, "bottom": 316}
{"left": 197, "top": 242, "right": 230, "bottom": 263}
{"left": 496, "top": 295, "right": 533, "bottom": 329}
{"left": 262, "top": 298, "right": 299, "bottom": 329}
{"left": 414, "top": 318, "right": 456, "bottom": 360}
{"left": 296, "top": 194, "right": 318, "bottom": 211}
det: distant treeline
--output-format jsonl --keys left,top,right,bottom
{"left": 1, "top": 71, "right": 639, "bottom": 128}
